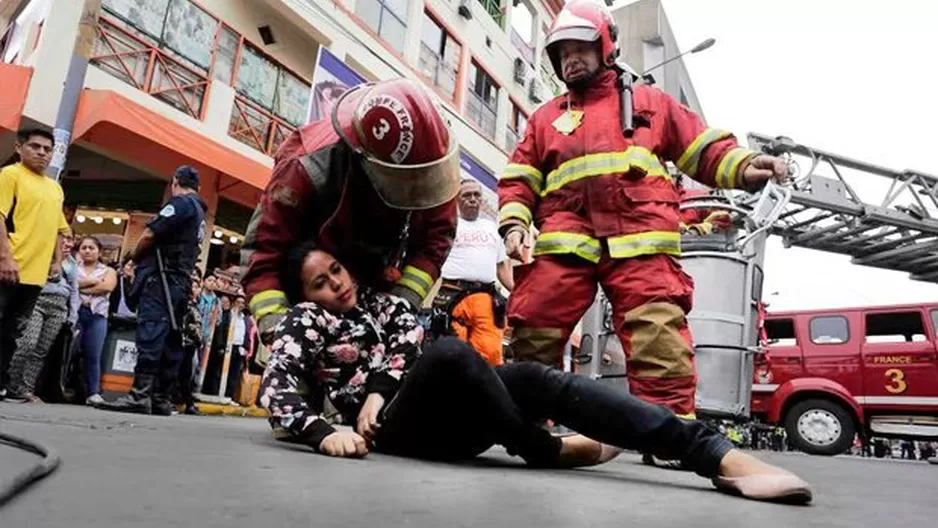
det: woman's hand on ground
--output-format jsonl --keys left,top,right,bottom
{"left": 356, "top": 393, "right": 385, "bottom": 443}
{"left": 318, "top": 431, "right": 369, "bottom": 458}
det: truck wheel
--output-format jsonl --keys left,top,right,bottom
{"left": 784, "top": 398, "right": 855, "bottom": 456}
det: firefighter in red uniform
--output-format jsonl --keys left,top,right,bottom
{"left": 241, "top": 79, "right": 459, "bottom": 344}
{"left": 678, "top": 183, "right": 732, "bottom": 236}
{"left": 498, "top": 1, "right": 788, "bottom": 422}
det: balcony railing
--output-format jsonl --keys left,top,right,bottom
{"left": 90, "top": 17, "right": 209, "bottom": 120}
{"left": 229, "top": 94, "right": 296, "bottom": 157}
{"left": 476, "top": 0, "right": 505, "bottom": 28}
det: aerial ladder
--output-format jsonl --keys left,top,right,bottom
{"left": 573, "top": 132, "right": 938, "bottom": 420}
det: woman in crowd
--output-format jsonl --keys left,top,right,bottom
{"left": 76, "top": 236, "right": 117, "bottom": 405}
{"left": 258, "top": 242, "right": 813, "bottom": 504}
{"left": 7, "top": 233, "right": 80, "bottom": 402}
{"left": 108, "top": 255, "right": 136, "bottom": 318}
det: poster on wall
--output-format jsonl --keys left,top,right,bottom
{"left": 459, "top": 151, "right": 499, "bottom": 222}
{"left": 307, "top": 47, "right": 367, "bottom": 124}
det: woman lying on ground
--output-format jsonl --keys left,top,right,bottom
{"left": 258, "top": 242, "right": 813, "bottom": 504}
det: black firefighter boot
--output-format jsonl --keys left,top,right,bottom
{"left": 96, "top": 374, "right": 156, "bottom": 414}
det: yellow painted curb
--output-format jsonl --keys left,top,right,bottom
{"left": 194, "top": 402, "right": 269, "bottom": 418}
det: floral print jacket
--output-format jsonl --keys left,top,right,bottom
{"left": 258, "top": 287, "right": 423, "bottom": 449}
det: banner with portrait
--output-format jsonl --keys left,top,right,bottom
{"left": 307, "top": 47, "right": 367, "bottom": 124}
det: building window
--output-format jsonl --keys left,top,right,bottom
{"left": 509, "top": 2, "right": 534, "bottom": 66}
{"left": 356, "top": 0, "right": 408, "bottom": 53}
{"left": 477, "top": 0, "right": 505, "bottom": 28}
{"left": 419, "top": 13, "right": 461, "bottom": 99}
{"left": 505, "top": 104, "right": 528, "bottom": 152}
{"left": 466, "top": 62, "right": 499, "bottom": 138}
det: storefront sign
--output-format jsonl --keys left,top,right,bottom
{"left": 307, "top": 47, "right": 367, "bottom": 124}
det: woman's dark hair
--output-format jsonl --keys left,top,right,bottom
{"left": 282, "top": 240, "right": 320, "bottom": 305}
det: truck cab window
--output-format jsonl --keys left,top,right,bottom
{"left": 809, "top": 316, "right": 849, "bottom": 344}
{"left": 765, "top": 318, "right": 796, "bottom": 346}
{"left": 865, "top": 311, "right": 927, "bottom": 343}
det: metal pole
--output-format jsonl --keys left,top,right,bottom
{"left": 45, "top": 0, "right": 101, "bottom": 182}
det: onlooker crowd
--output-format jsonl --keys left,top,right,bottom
{"left": 0, "top": 127, "right": 261, "bottom": 412}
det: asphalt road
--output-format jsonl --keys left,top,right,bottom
{"left": 1, "top": 403, "right": 934, "bottom": 528}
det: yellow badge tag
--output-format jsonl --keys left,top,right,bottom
{"left": 552, "top": 110, "right": 583, "bottom": 135}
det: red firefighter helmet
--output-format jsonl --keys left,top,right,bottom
{"left": 545, "top": 0, "right": 621, "bottom": 82}
{"left": 331, "top": 78, "right": 460, "bottom": 210}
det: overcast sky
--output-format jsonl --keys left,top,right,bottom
{"left": 607, "top": 0, "right": 938, "bottom": 311}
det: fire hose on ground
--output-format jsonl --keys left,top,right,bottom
{"left": 0, "top": 430, "right": 61, "bottom": 507}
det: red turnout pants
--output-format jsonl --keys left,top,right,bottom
{"left": 507, "top": 253, "right": 697, "bottom": 417}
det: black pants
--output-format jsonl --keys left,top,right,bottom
{"left": 134, "top": 273, "right": 188, "bottom": 395}
{"left": 0, "top": 283, "right": 42, "bottom": 391}
{"left": 374, "top": 338, "right": 733, "bottom": 477}
{"left": 176, "top": 345, "right": 198, "bottom": 406}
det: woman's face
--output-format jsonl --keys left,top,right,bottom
{"left": 301, "top": 250, "right": 357, "bottom": 313}
{"left": 78, "top": 238, "right": 100, "bottom": 263}
{"left": 191, "top": 280, "right": 202, "bottom": 299}
{"left": 61, "top": 236, "right": 74, "bottom": 255}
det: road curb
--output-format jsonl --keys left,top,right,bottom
{"left": 195, "top": 402, "right": 268, "bottom": 418}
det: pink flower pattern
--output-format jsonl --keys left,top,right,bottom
{"left": 258, "top": 288, "right": 423, "bottom": 441}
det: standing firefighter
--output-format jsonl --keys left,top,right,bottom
{"left": 241, "top": 78, "right": 459, "bottom": 346}
{"left": 498, "top": 1, "right": 787, "bottom": 421}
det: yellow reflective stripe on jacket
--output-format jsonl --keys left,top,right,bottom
{"left": 502, "top": 164, "right": 544, "bottom": 194}
{"left": 676, "top": 128, "right": 732, "bottom": 177}
{"left": 396, "top": 265, "right": 434, "bottom": 299}
{"left": 715, "top": 147, "right": 757, "bottom": 189}
{"left": 250, "top": 290, "right": 290, "bottom": 319}
{"left": 541, "top": 147, "right": 669, "bottom": 196}
{"left": 608, "top": 231, "right": 681, "bottom": 259}
{"left": 498, "top": 201, "right": 533, "bottom": 227}
{"left": 533, "top": 232, "right": 603, "bottom": 264}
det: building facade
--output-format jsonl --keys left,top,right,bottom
{"left": 613, "top": 0, "right": 706, "bottom": 120}
{"left": 0, "top": 0, "right": 566, "bottom": 271}
{"left": 0, "top": 0, "right": 710, "bottom": 271}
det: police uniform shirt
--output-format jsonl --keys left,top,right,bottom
{"left": 142, "top": 194, "right": 205, "bottom": 272}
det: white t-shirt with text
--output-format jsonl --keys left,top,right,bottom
{"left": 440, "top": 217, "right": 506, "bottom": 284}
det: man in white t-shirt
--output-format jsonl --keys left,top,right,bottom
{"left": 434, "top": 180, "right": 514, "bottom": 365}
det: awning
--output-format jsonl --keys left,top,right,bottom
{"left": 71, "top": 89, "right": 271, "bottom": 192}
{"left": 0, "top": 63, "right": 33, "bottom": 132}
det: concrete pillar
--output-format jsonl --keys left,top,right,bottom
{"left": 20, "top": 0, "right": 84, "bottom": 127}
{"left": 495, "top": 86, "right": 511, "bottom": 150}
{"left": 402, "top": 0, "right": 427, "bottom": 66}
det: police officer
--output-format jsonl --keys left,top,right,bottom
{"left": 98, "top": 166, "right": 207, "bottom": 415}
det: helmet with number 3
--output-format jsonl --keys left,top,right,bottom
{"left": 331, "top": 78, "right": 460, "bottom": 210}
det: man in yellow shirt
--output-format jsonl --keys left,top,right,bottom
{"left": 0, "top": 128, "right": 70, "bottom": 400}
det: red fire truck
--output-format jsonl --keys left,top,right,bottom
{"left": 752, "top": 302, "right": 938, "bottom": 455}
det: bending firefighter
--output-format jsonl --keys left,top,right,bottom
{"left": 241, "top": 78, "right": 459, "bottom": 345}
{"left": 498, "top": 1, "right": 788, "bottom": 422}
{"left": 432, "top": 179, "right": 514, "bottom": 366}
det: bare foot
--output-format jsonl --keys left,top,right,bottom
{"left": 714, "top": 449, "right": 813, "bottom": 504}
{"left": 557, "top": 434, "right": 623, "bottom": 468}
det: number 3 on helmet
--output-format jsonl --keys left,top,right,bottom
{"left": 331, "top": 78, "right": 460, "bottom": 211}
